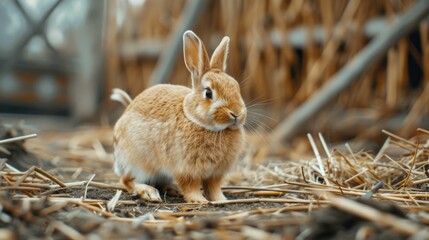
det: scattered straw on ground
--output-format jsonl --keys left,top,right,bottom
{"left": 1, "top": 124, "right": 429, "bottom": 239}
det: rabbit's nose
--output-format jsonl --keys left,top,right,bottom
{"left": 229, "top": 112, "right": 238, "bottom": 124}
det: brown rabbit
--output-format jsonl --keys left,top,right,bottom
{"left": 112, "top": 31, "right": 246, "bottom": 203}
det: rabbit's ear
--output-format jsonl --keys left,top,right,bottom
{"left": 183, "top": 31, "right": 210, "bottom": 88}
{"left": 210, "top": 36, "right": 230, "bottom": 72}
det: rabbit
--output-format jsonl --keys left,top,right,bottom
{"left": 112, "top": 30, "right": 247, "bottom": 203}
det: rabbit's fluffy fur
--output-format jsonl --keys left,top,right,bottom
{"left": 113, "top": 31, "right": 246, "bottom": 203}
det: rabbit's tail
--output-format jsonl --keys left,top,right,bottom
{"left": 111, "top": 88, "right": 132, "bottom": 107}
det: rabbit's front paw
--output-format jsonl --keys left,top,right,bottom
{"left": 134, "top": 184, "right": 162, "bottom": 203}
{"left": 209, "top": 192, "right": 227, "bottom": 201}
{"left": 204, "top": 176, "right": 227, "bottom": 201}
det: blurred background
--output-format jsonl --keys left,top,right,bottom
{"left": 0, "top": 0, "right": 428, "bottom": 153}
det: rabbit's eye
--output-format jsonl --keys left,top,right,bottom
{"left": 204, "top": 88, "right": 213, "bottom": 99}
